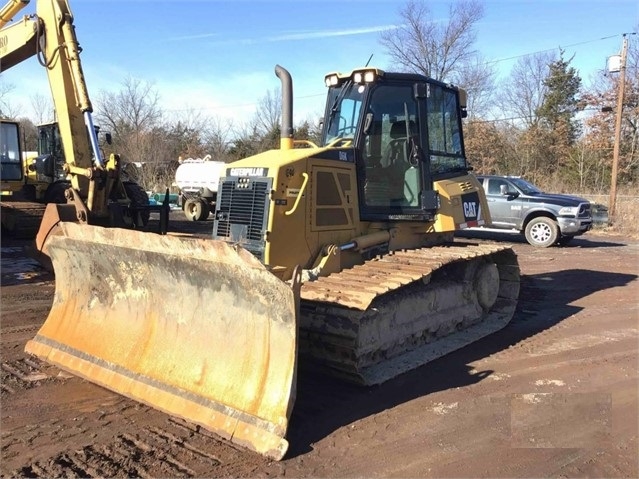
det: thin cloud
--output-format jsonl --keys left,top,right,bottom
{"left": 168, "top": 24, "right": 398, "bottom": 44}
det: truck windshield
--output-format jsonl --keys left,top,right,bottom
{"left": 510, "top": 178, "right": 542, "bottom": 195}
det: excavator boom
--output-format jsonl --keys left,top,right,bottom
{"left": 1, "top": 0, "right": 158, "bottom": 244}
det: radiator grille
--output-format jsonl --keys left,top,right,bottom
{"left": 213, "top": 178, "right": 271, "bottom": 260}
{"left": 578, "top": 202, "right": 591, "bottom": 218}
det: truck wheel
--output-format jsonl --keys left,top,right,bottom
{"left": 524, "top": 217, "right": 559, "bottom": 247}
{"left": 184, "top": 198, "right": 209, "bottom": 221}
{"left": 198, "top": 200, "right": 211, "bottom": 220}
{"left": 123, "top": 182, "right": 150, "bottom": 226}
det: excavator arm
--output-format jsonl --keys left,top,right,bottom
{"left": 0, "top": 0, "right": 161, "bottom": 257}
{"left": 1, "top": 0, "right": 122, "bottom": 223}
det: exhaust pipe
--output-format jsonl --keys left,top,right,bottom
{"left": 275, "top": 65, "right": 294, "bottom": 150}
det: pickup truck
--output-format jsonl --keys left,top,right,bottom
{"left": 475, "top": 175, "right": 593, "bottom": 247}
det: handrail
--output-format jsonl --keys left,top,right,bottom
{"left": 284, "top": 172, "right": 309, "bottom": 216}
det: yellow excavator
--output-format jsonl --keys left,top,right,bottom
{"left": 0, "top": 0, "right": 152, "bottom": 248}
{"left": 10, "top": 0, "right": 521, "bottom": 462}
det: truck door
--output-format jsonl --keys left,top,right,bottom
{"left": 485, "top": 177, "right": 524, "bottom": 227}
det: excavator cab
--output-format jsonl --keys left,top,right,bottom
{"left": 1, "top": 120, "right": 24, "bottom": 183}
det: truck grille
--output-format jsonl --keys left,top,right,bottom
{"left": 213, "top": 177, "right": 272, "bottom": 261}
{"left": 578, "top": 202, "right": 591, "bottom": 218}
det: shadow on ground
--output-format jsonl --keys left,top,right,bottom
{"left": 286, "top": 267, "right": 637, "bottom": 457}
{"left": 455, "top": 229, "right": 626, "bottom": 248}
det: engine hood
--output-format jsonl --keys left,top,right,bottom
{"left": 527, "top": 192, "right": 588, "bottom": 206}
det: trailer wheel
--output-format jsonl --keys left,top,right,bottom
{"left": 184, "top": 198, "right": 209, "bottom": 221}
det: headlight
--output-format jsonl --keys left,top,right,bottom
{"left": 558, "top": 206, "right": 579, "bottom": 216}
{"left": 352, "top": 69, "right": 377, "bottom": 84}
{"left": 324, "top": 74, "right": 339, "bottom": 87}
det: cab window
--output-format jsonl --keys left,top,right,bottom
{"left": 0, "top": 122, "right": 22, "bottom": 181}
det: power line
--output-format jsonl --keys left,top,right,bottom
{"left": 484, "top": 33, "right": 625, "bottom": 66}
{"left": 161, "top": 33, "right": 633, "bottom": 116}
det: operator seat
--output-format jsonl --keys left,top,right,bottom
{"left": 384, "top": 121, "right": 418, "bottom": 205}
{"left": 383, "top": 120, "right": 414, "bottom": 168}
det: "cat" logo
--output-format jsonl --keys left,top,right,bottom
{"left": 463, "top": 201, "right": 477, "bottom": 218}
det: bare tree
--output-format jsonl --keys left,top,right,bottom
{"left": 165, "top": 109, "right": 234, "bottom": 162}
{"left": 201, "top": 115, "right": 234, "bottom": 161}
{"left": 498, "top": 52, "right": 555, "bottom": 127}
{"left": 379, "top": 0, "right": 485, "bottom": 82}
{"left": 454, "top": 56, "right": 496, "bottom": 118}
{"left": 95, "top": 76, "right": 162, "bottom": 142}
{"left": 0, "top": 80, "right": 19, "bottom": 118}
{"left": 95, "top": 76, "right": 163, "bottom": 159}
{"left": 253, "top": 88, "right": 281, "bottom": 137}
{"left": 379, "top": 0, "right": 494, "bottom": 116}
{"left": 30, "top": 93, "right": 54, "bottom": 124}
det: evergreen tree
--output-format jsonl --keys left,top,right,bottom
{"left": 536, "top": 50, "right": 583, "bottom": 173}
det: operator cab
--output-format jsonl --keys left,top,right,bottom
{"left": 0, "top": 120, "right": 23, "bottom": 182}
{"left": 321, "top": 68, "right": 468, "bottom": 222}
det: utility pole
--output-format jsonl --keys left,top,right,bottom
{"left": 609, "top": 34, "right": 628, "bottom": 222}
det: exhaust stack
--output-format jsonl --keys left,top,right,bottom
{"left": 275, "top": 65, "right": 293, "bottom": 150}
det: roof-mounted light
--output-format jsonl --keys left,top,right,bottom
{"left": 324, "top": 74, "right": 340, "bottom": 87}
{"left": 324, "top": 69, "right": 383, "bottom": 87}
{"left": 351, "top": 68, "right": 381, "bottom": 85}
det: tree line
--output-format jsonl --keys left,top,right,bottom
{"left": 1, "top": 0, "right": 636, "bottom": 196}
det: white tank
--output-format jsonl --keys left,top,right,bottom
{"left": 175, "top": 157, "right": 227, "bottom": 198}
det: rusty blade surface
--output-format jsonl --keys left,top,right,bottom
{"left": 25, "top": 223, "right": 297, "bottom": 460}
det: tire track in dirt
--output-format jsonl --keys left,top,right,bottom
{"left": 6, "top": 416, "right": 277, "bottom": 478}
{"left": 1, "top": 357, "right": 65, "bottom": 397}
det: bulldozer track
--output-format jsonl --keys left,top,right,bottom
{"left": 300, "top": 242, "right": 520, "bottom": 384}
{"left": 301, "top": 243, "right": 516, "bottom": 309}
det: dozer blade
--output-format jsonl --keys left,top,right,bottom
{"left": 25, "top": 223, "right": 298, "bottom": 460}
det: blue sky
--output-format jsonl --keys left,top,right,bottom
{"left": 3, "top": 0, "right": 638, "bottom": 127}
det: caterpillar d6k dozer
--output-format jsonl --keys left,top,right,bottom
{"left": 25, "top": 62, "right": 520, "bottom": 460}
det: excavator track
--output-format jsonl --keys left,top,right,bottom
{"left": 299, "top": 242, "right": 520, "bottom": 385}
{"left": 0, "top": 202, "right": 48, "bottom": 239}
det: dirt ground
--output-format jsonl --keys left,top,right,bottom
{"left": 1, "top": 215, "right": 638, "bottom": 478}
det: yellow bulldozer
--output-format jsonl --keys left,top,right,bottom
{"left": 7, "top": 0, "right": 520, "bottom": 462}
